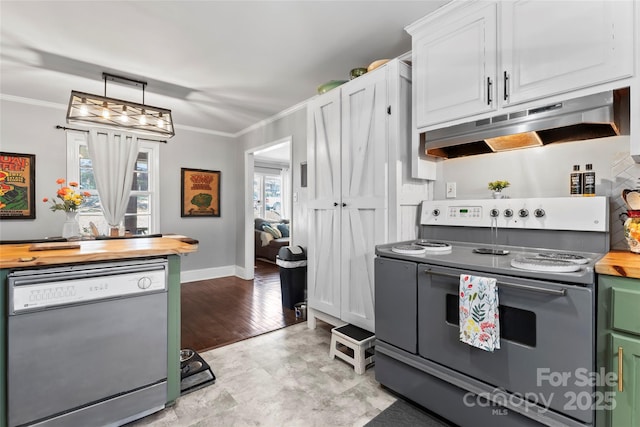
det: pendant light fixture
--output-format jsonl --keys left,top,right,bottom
{"left": 66, "top": 73, "right": 175, "bottom": 138}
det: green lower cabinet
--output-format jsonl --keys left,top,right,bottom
{"left": 597, "top": 275, "right": 640, "bottom": 427}
{"left": 610, "top": 333, "right": 640, "bottom": 427}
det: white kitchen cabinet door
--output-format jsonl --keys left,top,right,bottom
{"left": 413, "top": 1, "right": 497, "bottom": 128}
{"left": 339, "top": 70, "right": 388, "bottom": 332}
{"left": 306, "top": 90, "right": 342, "bottom": 319}
{"left": 501, "top": 0, "right": 634, "bottom": 106}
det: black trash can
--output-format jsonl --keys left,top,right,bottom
{"left": 276, "top": 246, "right": 307, "bottom": 310}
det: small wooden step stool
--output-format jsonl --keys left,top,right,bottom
{"left": 329, "top": 324, "right": 375, "bottom": 374}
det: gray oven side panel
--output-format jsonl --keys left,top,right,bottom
{"left": 374, "top": 257, "right": 417, "bottom": 354}
{"left": 8, "top": 292, "right": 168, "bottom": 427}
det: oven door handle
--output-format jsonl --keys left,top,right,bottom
{"left": 424, "top": 269, "right": 567, "bottom": 297}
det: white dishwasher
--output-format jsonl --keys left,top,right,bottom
{"left": 7, "top": 258, "right": 169, "bottom": 427}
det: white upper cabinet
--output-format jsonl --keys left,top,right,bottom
{"left": 407, "top": 0, "right": 634, "bottom": 129}
{"left": 413, "top": 2, "right": 497, "bottom": 128}
{"left": 501, "top": 0, "right": 634, "bottom": 106}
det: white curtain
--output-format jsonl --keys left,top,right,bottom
{"left": 88, "top": 130, "right": 139, "bottom": 229}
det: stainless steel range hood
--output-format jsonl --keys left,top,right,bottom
{"left": 424, "top": 88, "right": 629, "bottom": 159}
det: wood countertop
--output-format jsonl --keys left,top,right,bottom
{"left": 0, "top": 235, "right": 198, "bottom": 269}
{"left": 595, "top": 250, "right": 640, "bottom": 279}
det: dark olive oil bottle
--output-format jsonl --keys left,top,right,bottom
{"left": 570, "top": 165, "right": 582, "bottom": 196}
{"left": 583, "top": 164, "right": 595, "bottom": 197}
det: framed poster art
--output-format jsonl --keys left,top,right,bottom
{"left": 181, "top": 168, "right": 221, "bottom": 217}
{"left": 0, "top": 152, "right": 36, "bottom": 219}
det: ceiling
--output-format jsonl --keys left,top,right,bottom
{"left": 0, "top": 1, "right": 449, "bottom": 137}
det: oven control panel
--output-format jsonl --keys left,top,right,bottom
{"left": 443, "top": 206, "right": 482, "bottom": 219}
{"left": 421, "top": 196, "right": 608, "bottom": 232}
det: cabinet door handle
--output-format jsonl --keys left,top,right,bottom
{"left": 618, "top": 346, "right": 624, "bottom": 392}
{"left": 487, "top": 77, "right": 493, "bottom": 105}
{"left": 503, "top": 71, "right": 510, "bottom": 101}
{"left": 333, "top": 202, "right": 339, "bottom": 207}
{"left": 342, "top": 203, "right": 347, "bottom": 207}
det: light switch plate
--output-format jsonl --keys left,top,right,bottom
{"left": 446, "top": 182, "right": 456, "bottom": 198}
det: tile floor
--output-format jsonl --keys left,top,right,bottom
{"left": 131, "top": 321, "right": 397, "bottom": 427}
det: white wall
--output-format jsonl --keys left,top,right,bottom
{"left": 433, "top": 136, "right": 630, "bottom": 200}
{"left": 0, "top": 98, "right": 238, "bottom": 274}
{"left": 432, "top": 135, "right": 634, "bottom": 249}
{"left": 235, "top": 106, "right": 308, "bottom": 270}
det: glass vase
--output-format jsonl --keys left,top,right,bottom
{"left": 62, "top": 211, "right": 81, "bottom": 239}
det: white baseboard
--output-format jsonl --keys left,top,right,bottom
{"left": 180, "top": 265, "right": 255, "bottom": 283}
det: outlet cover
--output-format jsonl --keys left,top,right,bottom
{"left": 446, "top": 182, "right": 456, "bottom": 198}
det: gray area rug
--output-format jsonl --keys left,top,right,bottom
{"left": 365, "top": 399, "right": 455, "bottom": 427}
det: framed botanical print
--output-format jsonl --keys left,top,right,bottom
{"left": 181, "top": 168, "right": 221, "bottom": 217}
{"left": 0, "top": 152, "right": 36, "bottom": 219}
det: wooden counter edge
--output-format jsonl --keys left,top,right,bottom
{"left": 0, "top": 237, "right": 198, "bottom": 269}
{"left": 595, "top": 250, "right": 640, "bottom": 279}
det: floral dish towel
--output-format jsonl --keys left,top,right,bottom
{"left": 459, "top": 274, "right": 500, "bottom": 352}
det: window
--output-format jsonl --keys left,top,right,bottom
{"left": 66, "top": 131, "right": 159, "bottom": 235}
{"left": 253, "top": 172, "right": 283, "bottom": 221}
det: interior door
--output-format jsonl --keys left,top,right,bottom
{"left": 306, "top": 90, "right": 342, "bottom": 318}
{"left": 340, "top": 70, "right": 388, "bottom": 332}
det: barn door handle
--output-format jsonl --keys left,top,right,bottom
{"left": 342, "top": 203, "right": 347, "bottom": 207}
{"left": 333, "top": 202, "right": 339, "bottom": 207}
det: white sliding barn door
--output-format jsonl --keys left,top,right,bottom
{"left": 339, "top": 71, "right": 388, "bottom": 331}
{"left": 306, "top": 90, "right": 342, "bottom": 318}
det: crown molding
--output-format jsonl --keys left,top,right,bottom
{"left": 234, "top": 98, "right": 308, "bottom": 138}
{"left": 0, "top": 93, "right": 66, "bottom": 110}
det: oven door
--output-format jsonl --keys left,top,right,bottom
{"left": 418, "top": 264, "right": 595, "bottom": 424}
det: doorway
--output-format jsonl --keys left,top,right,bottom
{"left": 243, "top": 137, "right": 292, "bottom": 280}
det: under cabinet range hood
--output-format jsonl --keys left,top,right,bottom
{"left": 424, "top": 88, "right": 630, "bottom": 159}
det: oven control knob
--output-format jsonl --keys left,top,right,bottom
{"left": 489, "top": 209, "right": 499, "bottom": 218}
{"left": 519, "top": 209, "right": 529, "bottom": 218}
{"left": 432, "top": 209, "right": 440, "bottom": 217}
{"left": 534, "top": 209, "right": 546, "bottom": 218}
{"left": 504, "top": 209, "right": 513, "bottom": 218}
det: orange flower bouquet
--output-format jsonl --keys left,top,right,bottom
{"left": 43, "top": 178, "right": 91, "bottom": 212}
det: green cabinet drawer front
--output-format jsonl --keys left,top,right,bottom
{"left": 612, "top": 288, "right": 640, "bottom": 336}
{"left": 610, "top": 333, "right": 640, "bottom": 427}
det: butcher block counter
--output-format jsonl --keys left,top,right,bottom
{"left": 595, "top": 250, "right": 640, "bottom": 279}
{"left": 0, "top": 235, "right": 198, "bottom": 427}
{"left": 0, "top": 235, "right": 198, "bottom": 269}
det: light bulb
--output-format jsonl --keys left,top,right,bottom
{"left": 139, "top": 109, "right": 147, "bottom": 125}
{"left": 120, "top": 105, "right": 128, "bottom": 123}
{"left": 79, "top": 98, "right": 88, "bottom": 116}
{"left": 157, "top": 113, "right": 165, "bottom": 129}
{"left": 101, "top": 101, "right": 110, "bottom": 119}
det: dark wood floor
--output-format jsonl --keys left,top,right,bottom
{"left": 181, "top": 260, "right": 305, "bottom": 352}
